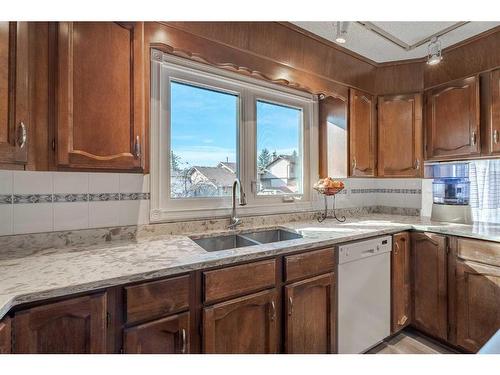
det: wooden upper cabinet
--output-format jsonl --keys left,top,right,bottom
{"left": 481, "top": 69, "right": 500, "bottom": 155}
{"left": 318, "top": 90, "right": 349, "bottom": 178}
{"left": 0, "top": 22, "right": 29, "bottom": 168}
{"left": 124, "top": 312, "right": 190, "bottom": 354}
{"left": 349, "top": 89, "right": 376, "bottom": 177}
{"left": 391, "top": 232, "right": 412, "bottom": 334}
{"left": 411, "top": 232, "right": 448, "bottom": 341}
{"left": 14, "top": 293, "right": 107, "bottom": 354}
{"left": 56, "top": 22, "right": 145, "bottom": 171}
{"left": 378, "top": 94, "right": 423, "bottom": 177}
{"left": 425, "top": 76, "right": 480, "bottom": 160}
{"left": 455, "top": 259, "right": 500, "bottom": 353}
{"left": 203, "top": 289, "right": 279, "bottom": 354}
{"left": 0, "top": 316, "right": 11, "bottom": 354}
{"left": 284, "top": 273, "right": 336, "bottom": 354}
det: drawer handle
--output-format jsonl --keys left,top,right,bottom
{"left": 414, "top": 159, "right": 420, "bottom": 170}
{"left": 134, "top": 135, "right": 141, "bottom": 158}
{"left": 352, "top": 158, "right": 357, "bottom": 171}
{"left": 494, "top": 130, "right": 499, "bottom": 144}
{"left": 270, "top": 300, "right": 276, "bottom": 321}
{"left": 180, "top": 328, "right": 187, "bottom": 354}
{"left": 288, "top": 296, "right": 294, "bottom": 316}
{"left": 16, "top": 122, "right": 27, "bottom": 149}
{"left": 471, "top": 131, "right": 477, "bottom": 146}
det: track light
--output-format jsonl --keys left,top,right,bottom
{"left": 427, "top": 37, "right": 443, "bottom": 65}
{"left": 335, "top": 21, "right": 349, "bottom": 44}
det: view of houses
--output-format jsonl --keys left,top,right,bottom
{"left": 170, "top": 149, "right": 300, "bottom": 198}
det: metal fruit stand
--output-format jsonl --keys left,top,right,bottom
{"left": 315, "top": 186, "right": 346, "bottom": 223}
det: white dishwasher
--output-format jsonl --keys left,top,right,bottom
{"left": 337, "top": 236, "right": 392, "bottom": 354}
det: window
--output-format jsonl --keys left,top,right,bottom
{"left": 150, "top": 52, "right": 318, "bottom": 221}
{"left": 170, "top": 81, "right": 238, "bottom": 199}
{"left": 256, "top": 100, "right": 303, "bottom": 195}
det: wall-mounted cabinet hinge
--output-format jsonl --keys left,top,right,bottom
{"left": 52, "top": 139, "right": 56, "bottom": 151}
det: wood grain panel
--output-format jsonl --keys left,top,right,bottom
{"left": 124, "top": 312, "right": 190, "bottom": 354}
{"left": 481, "top": 69, "right": 500, "bottom": 155}
{"left": 284, "top": 248, "right": 335, "bottom": 282}
{"left": 375, "top": 62, "right": 424, "bottom": 95}
{"left": 457, "top": 237, "right": 500, "bottom": 267}
{"left": 455, "top": 259, "right": 500, "bottom": 353}
{"left": 425, "top": 76, "right": 480, "bottom": 160}
{"left": 284, "top": 273, "right": 335, "bottom": 353}
{"left": 125, "top": 275, "right": 190, "bottom": 324}
{"left": 349, "top": 88, "right": 376, "bottom": 176}
{"left": 203, "top": 259, "right": 276, "bottom": 303}
{"left": 378, "top": 93, "right": 422, "bottom": 177}
{"left": 391, "top": 232, "right": 412, "bottom": 333}
{"left": 411, "top": 232, "right": 448, "bottom": 341}
{"left": 202, "top": 288, "right": 278, "bottom": 353}
{"left": 14, "top": 293, "right": 107, "bottom": 353}
{"left": 56, "top": 22, "right": 145, "bottom": 171}
{"left": 0, "top": 316, "right": 11, "bottom": 354}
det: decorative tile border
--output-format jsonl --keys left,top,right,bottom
{"left": 0, "top": 192, "right": 150, "bottom": 204}
{"left": 351, "top": 188, "right": 421, "bottom": 194}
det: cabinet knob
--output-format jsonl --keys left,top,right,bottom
{"left": 414, "top": 159, "right": 420, "bottom": 170}
{"left": 288, "top": 296, "right": 294, "bottom": 316}
{"left": 352, "top": 158, "right": 357, "bottom": 171}
{"left": 394, "top": 242, "right": 400, "bottom": 255}
{"left": 471, "top": 131, "right": 477, "bottom": 146}
{"left": 16, "top": 122, "right": 27, "bottom": 149}
{"left": 398, "top": 315, "right": 408, "bottom": 326}
{"left": 494, "top": 130, "right": 499, "bottom": 144}
{"left": 270, "top": 300, "right": 276, "bottom": 321}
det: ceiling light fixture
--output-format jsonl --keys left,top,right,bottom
{"left": 335, "top": 21, "right": 349, "bottom": 44}
{"left": 427, "top": 36, "right": 443, "bottom": 65}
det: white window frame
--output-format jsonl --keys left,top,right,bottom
{"left": 150, "top": 50, "right": 318, "bottom": 222}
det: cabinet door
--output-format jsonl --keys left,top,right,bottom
{"left": 203, "top": 289, "right": 278, "bottom": 354}
{"left": 319, "top": 92, "right": 348, "bottom": 178}
{"left": 425, "top": 76, "right": 480, "bottom": 160}
{"left": 481, "top": 69, "right": 500, "bottom": 155}
{"left": 124, "top": 312, "right": 190, "bottom": 354}
{"left": 0, "top": 316, "right": 11, "bottom": 354}
{"left": 391, "top": 232, "right": 411, "bottom": 333}
{"left": 14, "top": 293, "right": 107, "bottom": 353}
{"left": 0, "top": 22, "right": 29, "bottom": 167}
{"left": 378, "top": 94, "right": 422, "bottom": 177}
{"left": 56, "top": 22, "right": 145, "bottom": 171}
{"left": 284, "top": 273, "right": 335, "bottom": 354}
{"left": 455, "top": 259, "right": 500, "bottom": 353}
{"left": 349, "top": 89, "right": 376, "bottom": 177}
{"left": 411, "top": 232, "right": 448, "bottom": 341}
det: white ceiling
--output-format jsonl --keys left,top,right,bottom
{"left": 292, "top": 21, "right": 500, "bottom": 63}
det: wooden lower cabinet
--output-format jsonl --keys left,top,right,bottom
{"left": 202, "top": 289, "right": 279, "bottom": 354}
{"left": 0, "top": 316, "right": 11, "bottom": 354}
{"left": 284, "top": 273, "right": 335, "bottom": 353}
{"left": 391, "top": 232, "right": 411, "bottom": 333}
{"left": 124, "top": 312, "right": 190, "bottom": 354}
{"left": 411, "top": 232, "right": 448, "bottom": 341}
{"left": 14, "top": 293, "right": 107, "bottom": 353}
{"left": 455, "top": 259, "right": 500, "bottom": 352}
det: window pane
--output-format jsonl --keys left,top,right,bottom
{"left": 256, "top": 100, "right": 303, "bottom": 195}
{"left": 170, "top": 81, "right": 238, "bottom": 198}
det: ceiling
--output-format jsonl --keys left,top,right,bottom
{"left": 291, "top": 21, "right": 500, "bottom": 63}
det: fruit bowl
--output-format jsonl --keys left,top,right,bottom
{"left": 314, "top": 186, "right": 344, "bottom": 196}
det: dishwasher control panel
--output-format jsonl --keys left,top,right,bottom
{"left": 337, "top": 236, "right": 392, "bottom": 264}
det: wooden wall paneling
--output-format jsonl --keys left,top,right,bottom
{"left": 424, "top": 27, "right": 500, "bottom": 89}
{"left": 375, "top": 61, "right": 424, "bottom": 95}
{"left": 0, "top": 22, "right": 29, "bottom": 169}
{"left": 378, "top": 93, "right": 423, "bottom": 177}
{"left": 56, "top": 22, "right": 145, "bottom": 171}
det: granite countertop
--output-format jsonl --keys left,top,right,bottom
{"left": 1, "top": 214, "right": 500, "bottom": 320}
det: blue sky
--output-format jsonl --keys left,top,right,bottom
{"left": 170, "top": 81, "right": 301, "bottom": 168}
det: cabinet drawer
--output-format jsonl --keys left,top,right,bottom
{"left": 457, "top": 238, "right": 500, "bottom": 267}
{"left": 203, "top": 259, "right": 276, "bottom": 303}
{"left": 125, "top": 275, "right": 190, "bottom": 324}
{"left": 284, "top": 248, "right": 335, "bottom": 282}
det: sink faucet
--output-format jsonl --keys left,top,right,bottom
{"left": 228, "top": 178, "right": 247, "bottom": 229}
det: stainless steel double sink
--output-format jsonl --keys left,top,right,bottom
{"left": 190, "top": 228, "right": 303, "bottom": 252}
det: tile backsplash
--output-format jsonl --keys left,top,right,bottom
{"left": 0, "top": 171, "right": 431, "bottom": 236}
{"left": 0, "top": 171, "right": 150, "bottom": 236}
